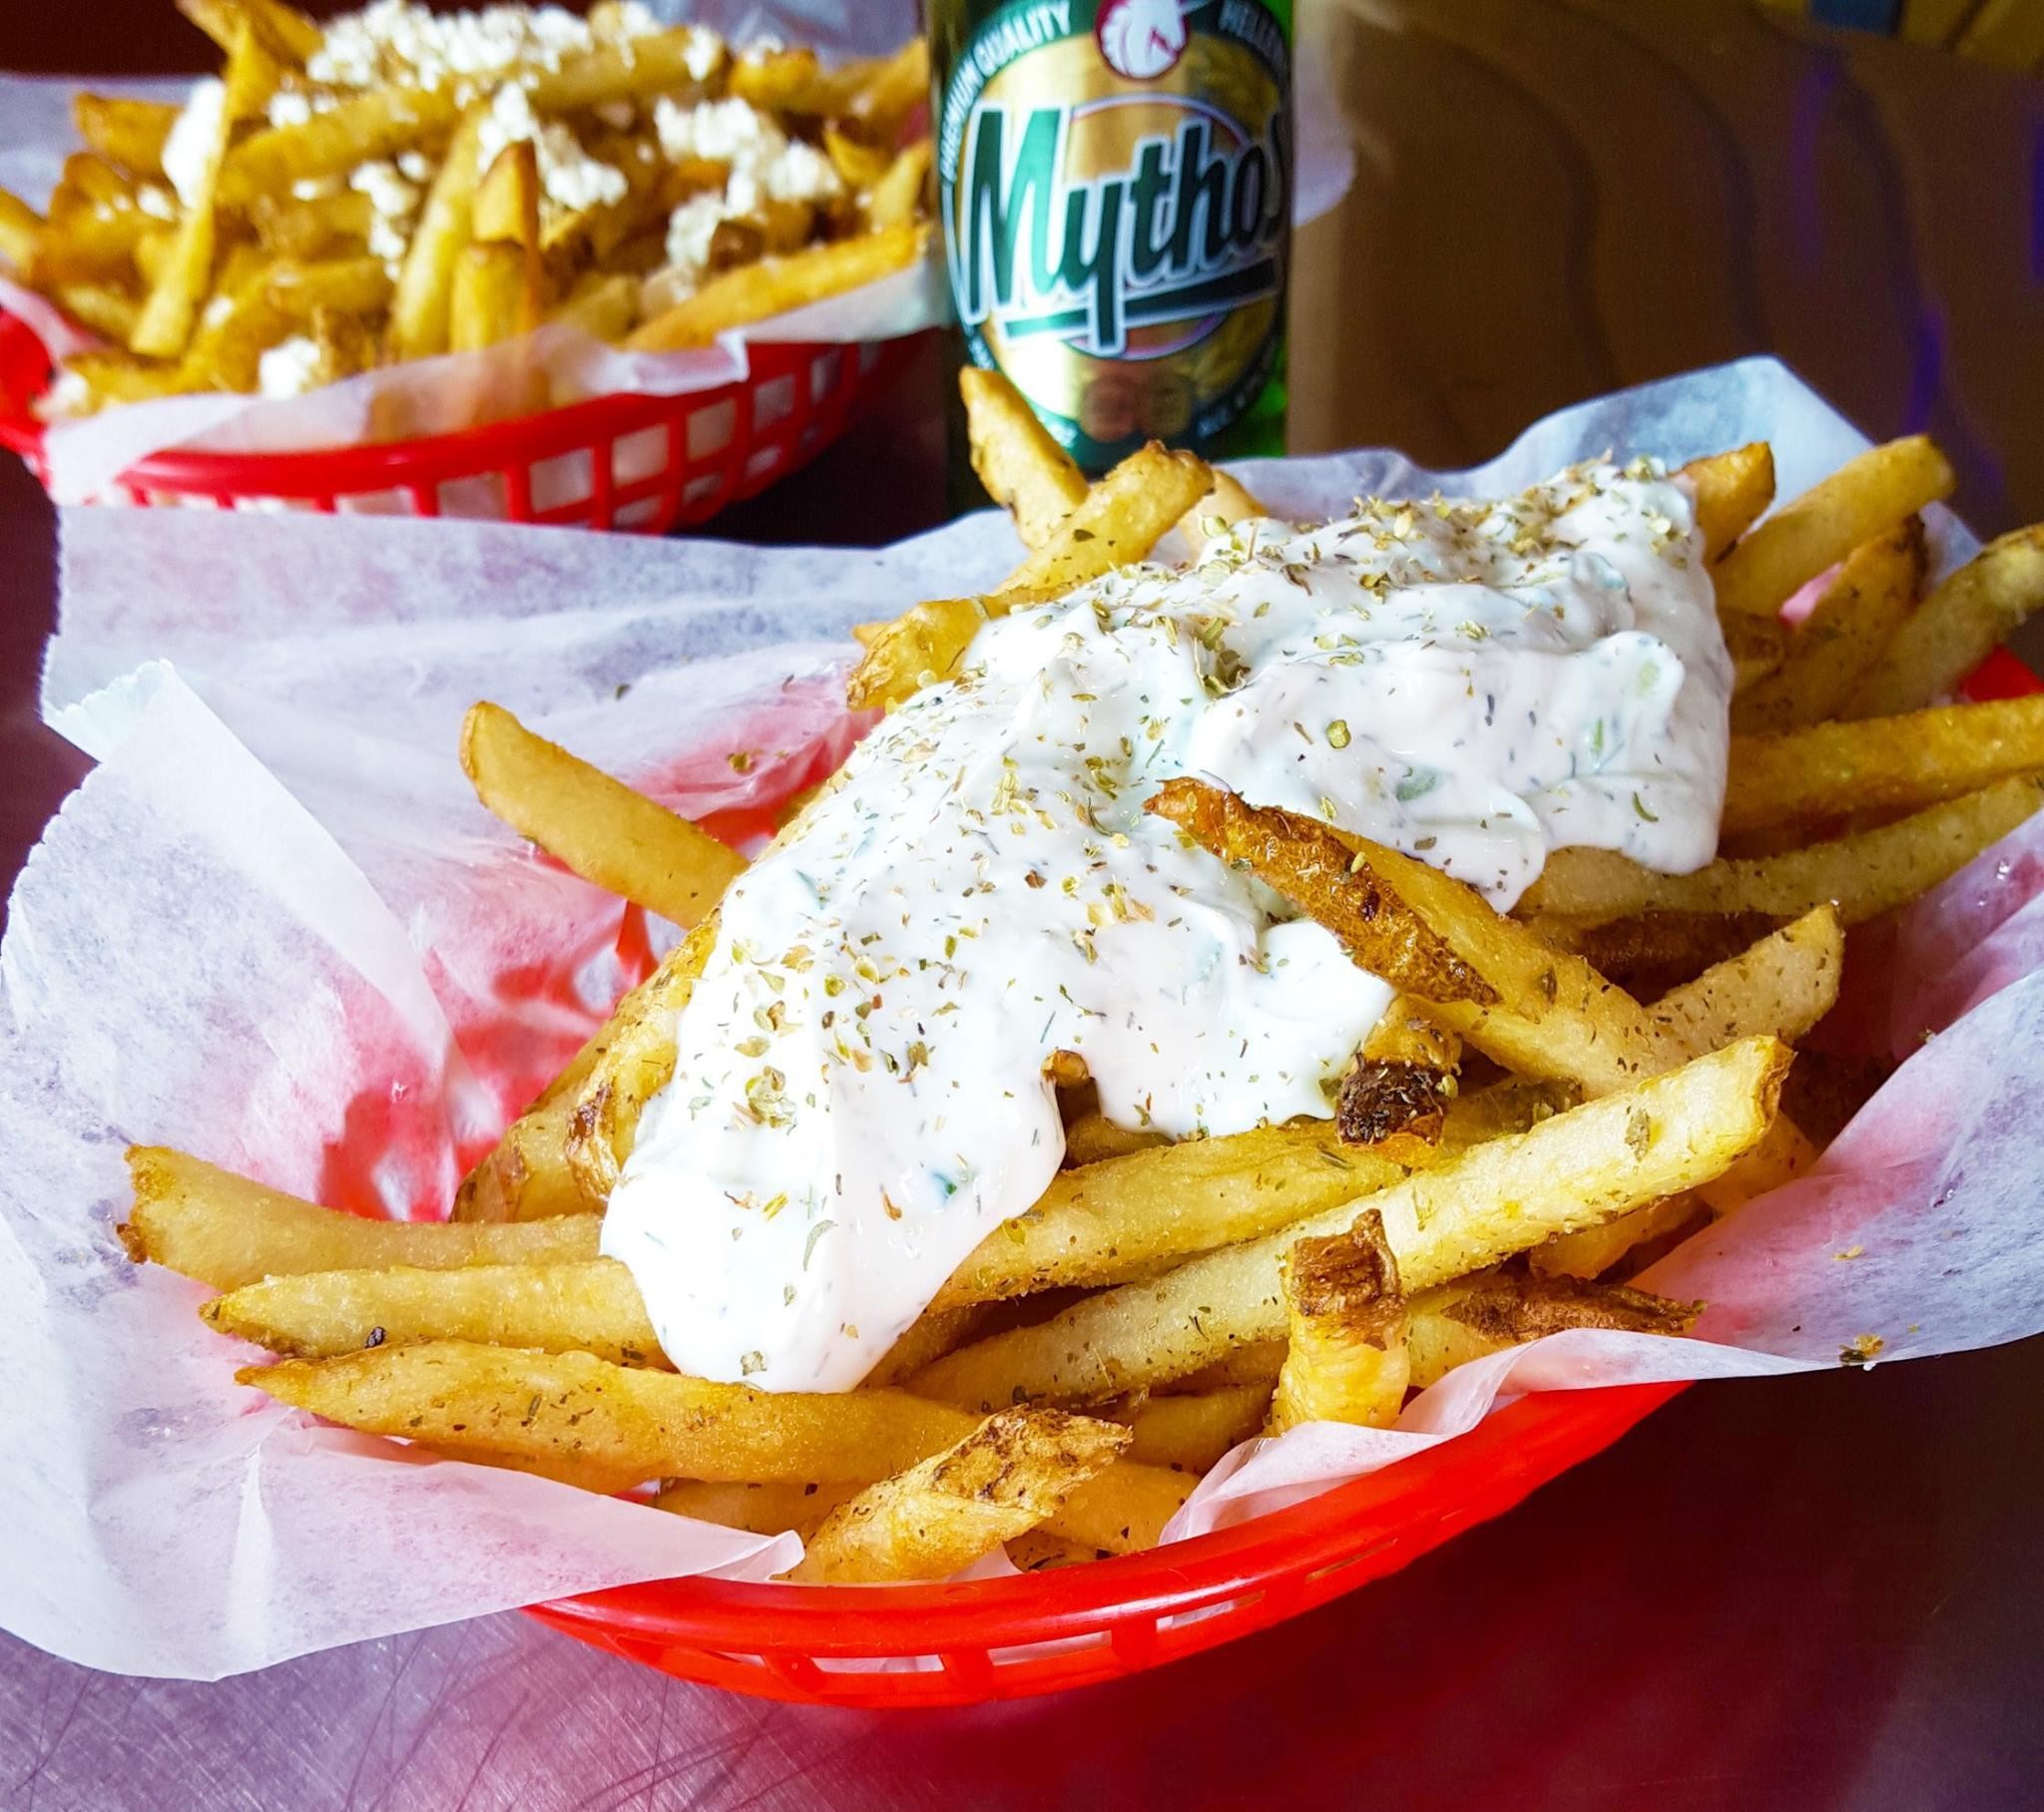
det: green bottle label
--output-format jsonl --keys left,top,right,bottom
{"left": 937, "top": 0, "right": 1291, "bottom": 471}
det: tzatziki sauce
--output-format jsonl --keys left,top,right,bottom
{"left": 602, "top": 459, "right": 1733, "bottom": 1389}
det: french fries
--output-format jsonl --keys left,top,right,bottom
{"left": 1712, "top": 436, "right": 1956, "bottom": 618}
{"left": 16, "top": 8, "right": 936, "bottom": 412}
{"left": 909, "top": 1037, "right": 1789, "bottom": 1409}
{"left": 845, "top": 442, "right": 1216, "bottom": 709}
{"left": 123, "top": 1146, "right": 600, "bottom": 1289}
{"left": 1268, "top": 1213, "right": 1410, "bottom": 1433}
{"left": 128, "top": 424, "right": 2044, "bottom": 1589}
{"left": 959, "top": 365, "right": 1089, "bottom": 548}
{"left": 1150, "top": 780, "right": 1692, "bottom": 1095}
{"left": 787, "top": 1409, "right": 1131, "bottom": 1584}
{"left": 460, "top": 701, "right": 747, "bottom": 929}
{"left": 1522, "top": 777, "right": 2044, "bottom": 926}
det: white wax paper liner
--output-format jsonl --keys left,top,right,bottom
{"left": 0, "top": 0, "right": 1356, "bottom": 504}
{"left": 9, "top": 355, "right": 2044, "bottom": 1681}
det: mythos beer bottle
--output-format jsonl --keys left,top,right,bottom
{"left": 930, "top": 0, "right": 1293, "bottom": 497}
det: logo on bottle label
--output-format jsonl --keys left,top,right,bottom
{"left": 939, "top": 0, "right": 1290, "bottom": 469}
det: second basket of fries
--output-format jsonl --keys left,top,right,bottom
{"left": 13, "top": 355, "right": 2044, "bottom": 1707}
{"left": 0, "top": 0, "right": 937, "bottom": 526}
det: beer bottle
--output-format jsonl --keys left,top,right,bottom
{"left": 929, "top": 0, "right": 1293, "bottom": 503}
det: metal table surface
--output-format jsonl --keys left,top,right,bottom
{"left": 5, "top": 2, "right": 2044, "bottom": 1806}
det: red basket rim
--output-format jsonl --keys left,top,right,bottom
{"left": 0, "top": 306, "right": 877, "bottom": 497}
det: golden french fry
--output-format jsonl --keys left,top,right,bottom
{"left": 1335, "top": 995, "right": 1462, "bottom": 1159}
{"left": 1726, "top": 696, "right": 2044, "bottom": 840}
{"left": 529, "top": 30, "right": 736, "bottom": 113}
{"left": 1682, "top": 442, "right": 1776, "bottom": 561}
{"left": 388, "top": 106, "right": 484, "bottom": 360}
{"left": 1149, "top": 779, "right": 1690, "bottom": 1095}
{"left": 1843, "top": 527, "right": 2044, "bottom": 718}
{"left": 73, "top": 94, "right": 180, "bottom": 180}
{"left": 1711, "top": 436, "right": 1956, "bottom": 619}
{"left": 910, "top": 1036, "right": 1788, "bottom": 1407}
{"left": 202, "top": 1258, "right": 660, "bottom": 1365}
{"left": 460, "top": 700, "right": 747, "bottom": 928}
{"left": 625, "top": 221, "right": 927, "bottom": 352}
{"left": 1524, "top": 777, "right": 2044, "bottom": 926}
{"left": 1732, "top": 520, "right": 1925, "bottom": 732}
{"left": 564, "top": 914, "right": 720, "bottom": 1205}
{"left": 865, "top": 137, "right": 932, "bottom": 231}
{"left": 1721, "top": 612, "right": 1788, "bottom": 696}
{"left": 1529, "top": 1193, "right": 1705, "bottom": 1281}
{"left": 59, "top": 348, "right": 197, "bottom": 407}
{"left": 177, "top": 0, "right": 322, "bottom": 65}
{"left": 546, "top": 270, "right": 638, "bottom": 342}
{"left": 243, "top": 1341, "right": 1191, "bottom": 1551}
{"left": 959, "top": 363, "right": 1088, "bottom": 549}
{"left": 1268, "top": 1212, "right": 1410, "bottom": 1434}
{"left": 450, "top": 241, "right": 535, "bottom": 351}
{"left": 727, "top": 44, "right": 825, "bottom": 111}
{"left": 847, "top": 36, "right": 930, "bottom": 136}
{"left": 652, "top": 1478, "right": 855, "bottom": 1540}
{"left": 860, "top": 1302, "right": 1007, "bottom": 1388}
{"left": 846, "top": 441, "right": 1213, "bottom": 709}
{"left": 822, "top": 121, "right": 894, "bottom": 190}
{"left": 222, "top": 85, "right": 461, "bottom": 209}
{"left": 1649, "top": 906, "right": 1842, "bottom": 1051}
{"left": 48, "top": 282, "right": 143, "bottom": 345}
{"left": 1059, "top": 1106, "right": 1170, "bottom": 1166}
{"left": 1409, "top": 1270, "right": 1701, "bottom": 1374}
{"left": 787, "top": 1408, "right": 1131, "bottom": 1584}
{"left": 1103, "top": 1384, "right": 1271, "bottom": 1472}
{"left": 120, "top": 1146, "right": 600, "bottom": 1291}
{"left": 1180, "top": 469, "right": 1270, "bottom": 544}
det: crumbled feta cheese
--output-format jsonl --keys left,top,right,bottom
{"left": 290, "top": 175, "right": 343, "bottom": 201}
{"left": 349, "top": 159, "right": 423, "bottom": 263}
{"left": 162, "top": 78, "right": 226, "bottom": 209}
{"left": 396, "top": 150, "right": 433, "bottom": 182}
{"left": 594, "top": 99, "right": 636, "bottom": 131}
{"left": 477, "top": 82, "right": 628, "bottom": 223}
{"left": 306, "top": 0, "right": 670, "bottom": 94}
{"left": 265, "top": 87, "right": 316, "bottom": 128}
{"left": 135, "top": 184, "right": 177, "bottom": 221}
{"left": 257, "top": 335, "right": 323, "bottom": 398}
{"left": 646, "top": 97, "right": 843, "bottom": 303}
{"left": 201, "top": 293, "right": 237, "bottom": 330}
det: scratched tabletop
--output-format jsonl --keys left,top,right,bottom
{"left": 6, "top": 3, "right": 2044, "bottom": 1807}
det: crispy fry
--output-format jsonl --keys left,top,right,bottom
{"left": 930, "top": 1080, "right": 1558, "bottom": 1311}
{"left": 846, "top": 442, "right": 1213, "bottom": 709}
{"left": 1181, "top": 469, "right": 1270, "bottom": 543}
{"left": 48, "top": 281, "right": 144, "bottom": 345}
{"left": 1711, "top": 436, "right": 1955, "bottom": 619}
{"left": 1732, "top": 520, "right": 1925, "bottom": 732}
{"left": 546, "top": 270, "right": 637, "bottom": 342}
{"left": 1682, "top": 442, "right": 1776, "bottom": 561}
{"left": 243, "top": 1341, "right": 1191, "bottom": 1550}
{"left": 1649, "top": 906, "right": 1842, "bottom": 1051}
{"left": 565, "top": 915, "right": 720, "bottom": 1204}
{"left": 388, "top": 106, "right": 484, "bottom": 359}
{"left": 1336, "top": 995, "right": 1462, "bottom": 1158}
{"left": 1522, "top": 777, "right": 2044, "bottom": 926}
{"left": 450, "top": 242, "right": 534, "bottom": 351}
{"left": 1408, "top": 1270, "right": 1702, "bottom": 1377}
{"left": 1147, "top": 782, "right": 1497, "bottom": 1006}
{"left": 1268, "top": 1212, "right": 1410, "bottom": 1434}
{"left": 1529, "top": 1193, "right": 1704, "bottom": 1280}
{"left": 460, "top": 701, "right": 747, "bottom": 929}
{"left": 860, "top": 1302, "right": 1008, "bottom": 1388}
{"left": 1102, "top": 1384, "right": 1271, "bottom": 1472}
{"left": 910, "top": 1037, "right": 1788, "bottom": 1407}
{"left": 178, "top": 0, "right": 322, "bottom": 65}
{"left": 959, "top": 364, "right": 1088, "bottom": 549}
{"left": 1528, "top": 909, "right": 1785, "bottom": 1001}
{"left": 1059, "top": 1105, "right": 1170, "bottom": 1166}
{"left": 652, "top": 1478, "right": 855, "bottom": 1540}
{"left": 865, "top": 137, "right": 932, "bottom": 231}
{"left": 1722, "top": 612, "right": 1788, "bottom": 696}
{"left": 1726, "top": 697, "right": 2044, "bottom": 839}
{"left": 203, "top": 1258, "right": 660, "bottom": 1365}
{"left": 451, "top": 1035, "right": 603, "bottom": 1223}
{"left": 72, "top": 94, "right": 180, "bottom": 180}
{"left": 1844, "top": 527, "right": 2044, "bottom": 718}
{"left": 625, "top": 222, "right": 926, "bottom": 352}
{"left": 787, "top": 1408, "right": 1130, "bottom": 1583}
{"left": 846, "top": 36, "right": 930, "bottom": 136}
{"left": 120, "top": 1146, "right": 599, "bottom": 1290}
{"left": 221, "top": 84, "right": 459, "bottom": 209}
{"left": 1150, "top": 779, "right": 1689, "bottom": 1094}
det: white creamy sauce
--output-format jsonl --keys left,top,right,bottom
{"left": 603, "top": 461, "right": 1733, "bottom": 1391}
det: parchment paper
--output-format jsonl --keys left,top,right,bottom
{"left": 8, "top": 355, "right": 2044, "bottom": 1680}
{"left": 0, "top": 0, "right": 1356, "bottom": 503}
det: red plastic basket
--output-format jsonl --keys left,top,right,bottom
{"left": 520, "top": 648, "right": 2043, "bottom": 1709}
{"left": 0, "top": 308, "right": 912, "bottom": 531}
